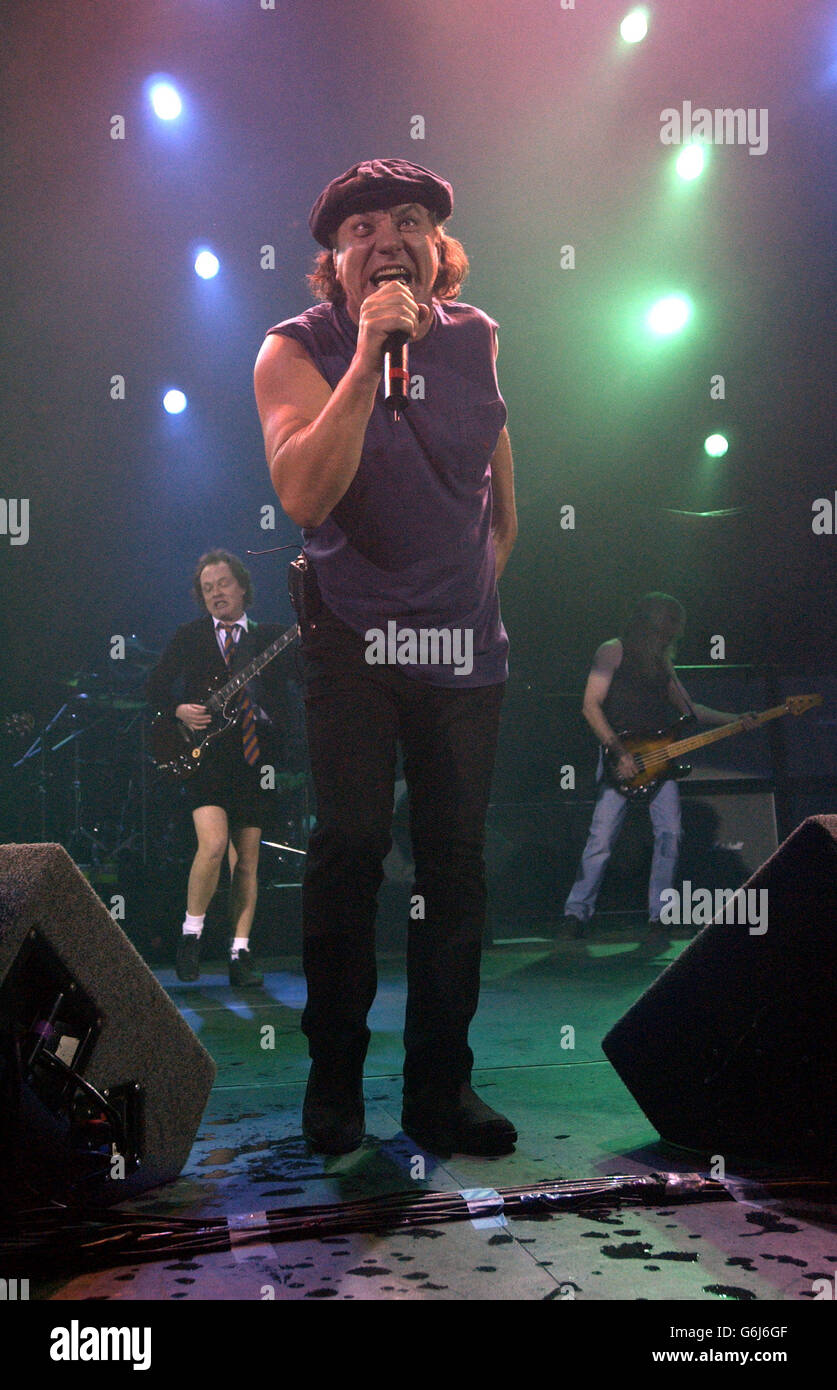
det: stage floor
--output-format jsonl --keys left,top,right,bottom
{"left": 34, "top": 932, "right": 837, "bottom": 1306}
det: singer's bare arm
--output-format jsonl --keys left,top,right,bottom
{"left": 254, "top": 281, "right": 426, "bottom": 529}
{"left": 490, "top": 428, "right": 517, "bottom": 580}
{"left": 254, "top": 335, "right": 376, "bottom": 528}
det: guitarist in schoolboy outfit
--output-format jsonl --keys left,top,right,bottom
{"left": 147, "top": 550, "right": 289, "bottom": 985}
{"left": 563, "top": 592, "right": 756, "bottom": 954}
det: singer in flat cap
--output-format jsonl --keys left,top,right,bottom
{"left": 254, "top": 158, "right": 518, "bottom": 1156}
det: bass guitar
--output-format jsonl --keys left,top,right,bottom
{"left": 603, "top": 694, "right": 822, "bottom": 798}
{"left": 150, "top": 622, "right": 299, "bottom": 780}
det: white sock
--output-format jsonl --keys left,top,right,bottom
{"left": 230, "top": 936, "right": 250, "bottom": 960}
{"left": 182, "top": 913, "right": 205, "bottom": 937}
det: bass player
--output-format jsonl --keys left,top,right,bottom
{"left": 562, "top": 592, "right": 756, "bottom": 953}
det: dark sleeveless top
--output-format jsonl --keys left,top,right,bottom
{"left": 603, "top": 646, "right": 678, "bottom": 734}
{"left": 266, "top": 298, "right": 508, "bottom": 687}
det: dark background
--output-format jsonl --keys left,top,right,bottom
{"left": 2, "top": 0, "right": 835, "bottom": 932}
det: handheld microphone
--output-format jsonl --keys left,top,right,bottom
{"left": 374, "top": 268, "right": 412, "bottom": 419}
{"left": 383, "top": 332, "right": 410, "bottom": 419}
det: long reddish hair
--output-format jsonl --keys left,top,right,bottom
{"left": 306, "top": 229, "right": 469, "bottom": 306}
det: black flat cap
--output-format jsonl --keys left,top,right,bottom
{"left": 309, "top": 158, "right": 454, "bottom": 247}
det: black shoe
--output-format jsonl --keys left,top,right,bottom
{"left": 302, "top": 1061, "right": 365, "bottom": 1155}
{"left": 402, "top": 1082, "right": 517, "bottom": 1158}
{"left": 228, "top": 950, "right": 263, "bottom": 987}
{"left": 636, "top": 920, "right": 671, "bottom": 958}
{"left": 176, "top": 934, "right": 200, "bottom": 982}
{"left": 562, "top": 914, "right": 588, "bottom": 940}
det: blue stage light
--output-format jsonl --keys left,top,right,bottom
{"left": 194, "top": 250, "right": 220, "bottom": 280}
{"left": 150, "top": 82, "right": 182, "bottom": 121}
{"left": 163, "top": 389, "right": 187, "bottom": 415}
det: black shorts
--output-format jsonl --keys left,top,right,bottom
{"left": 183, "top": 733, "right": 273, "bottom": 829}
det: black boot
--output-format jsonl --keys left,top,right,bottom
{"left": 302, "top": 1060, "right": 365, "bottom": 1155}
{"left": 636, "top": 920, "right": 672, "bottom": 958}
{"left": 300, "top": 929, "right": 374, "bottom": 1154}
{"left": 229, "top": 949, "right": 263, "bottom": 987}
{"left": 402, "top": 1081, "right": 517, "bottom": 1158}
{"left": 176, "top": 933, "right": 200, "bottom": 982}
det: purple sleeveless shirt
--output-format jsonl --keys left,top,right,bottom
{"left": 267, "top": 298, "right": 509, "bottom": 687}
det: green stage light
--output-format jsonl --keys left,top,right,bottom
{"left": 676, "top": 143, "right": 707, "bottom": 180}
{"left": 646, "top": 294, "right": 692, "bottom": 336}
{"left": 704, "top": 433, "right": 729, "bottom": 457}
{"left": 620, "top": 8, "right": 649, "bottom": 43}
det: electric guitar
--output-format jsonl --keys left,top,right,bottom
{"left": 602, "top": 694, "right": 822, "bottom": 798}
{"left": 150, "top": 622, "right": 299, "bottom": 779}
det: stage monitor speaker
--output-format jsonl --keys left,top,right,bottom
{"left": 0, "top": 843, "right": 216, "bottom": 1207}
{"left": 602, "top": 816, "right": 837, "bottom": 1164}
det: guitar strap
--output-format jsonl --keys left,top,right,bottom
{"left": 668, "top": 667, "right": 699, "bottom": 724}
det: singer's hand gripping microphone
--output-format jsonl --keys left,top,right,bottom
{"left": 372, "top": 267, "right": 412, "bottom": 420}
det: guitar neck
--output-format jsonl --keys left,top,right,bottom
{"left": 666, "top": 704, "right": 788, "bottom": 759}
{"left": 211, "top": 623, "right": 299, "bottom": 708}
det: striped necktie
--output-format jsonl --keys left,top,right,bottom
{"left": 220, "top": 625, "right": 260, "bottom": 767}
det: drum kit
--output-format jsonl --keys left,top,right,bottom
{"left": 5, "top": 636, "right": 157, "bottom": 868}
{"left": 2, "top": 637, "right": 311, "bottom": 883}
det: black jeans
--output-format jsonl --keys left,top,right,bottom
{"left": 299, "top": 607, "right": 504, "bottom": 1096}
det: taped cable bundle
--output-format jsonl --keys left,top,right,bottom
{"left": 2, "top": 1171, "right": 833, "bottom": 1277}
